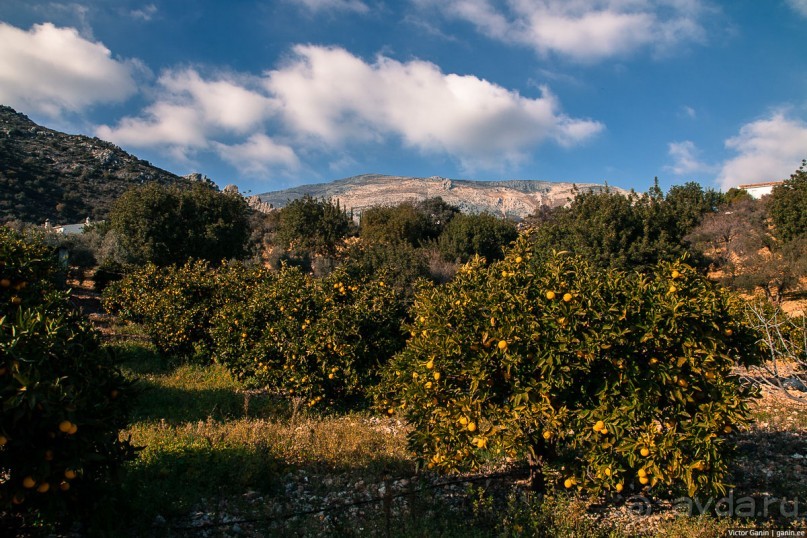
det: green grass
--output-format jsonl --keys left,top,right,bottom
{"left": 87, "top": 342, "right": 804, "bottom": 537}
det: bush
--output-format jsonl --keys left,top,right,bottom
{"left": 109, "top": 181, "right": 251, "bottom": 266}
{"left": 0, "top": 227, "right": 133, "bottom": 520}
{"left": 103, "top": 260, "right": 268, "bottom": 362}
{"left": 210, "top": 266, "right": 406, "bottom": 407}
{"left": 377, "top": 234, "right": 764, "bottom": 497}
{"left": 437, "top": 212, "right": 518, "bottom": 263}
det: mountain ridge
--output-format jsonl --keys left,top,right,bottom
{"left": 258, "top": 173, "right": 626, "bottom": 220}
{"left": 0, "top": 105, "right": 189, "bottom": 224}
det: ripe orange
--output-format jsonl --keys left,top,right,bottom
{"left": 67, "top": 424, "right": 78, "bottom": 435}
{"left": 637, "top": 468, "right": 647, "bottom": 478}
{"left": 545, "top": 291, "right": 556, "bottom": 300}
{"left": 671, "top": 269, "right": 680, "bottom": 279}
{"left": 59, "top": 481, "right": 70, "bottom": 491}
{"left": 36, "top": 482, "right": 50, "bottom": 493}
{"left": 433, "top": 372, "right": 440, "bottom": 381}
{"left": 22, "top": 476, "right": 36, "bottom": 489}
{"left": 459, "top": 416, "right": 468, "bottom": 426}
{"left": 615, "top": 482, "right": 624, "bottom": 493}
{"left": 639, "top": 476, "right": 649, "bottom": 485}
{"left": 467, "top": 422, "right": 477, "bottom": 432}
{"left": 563, "top": 293, "right": 573, "bottom": 302}
{"left": 542, "top": 430, "right": 552, "bottom": 441}
{"left": 426, "top": 359, "right": 434, "bottom": 369}
{"left": 593, "top": 420, "right": 605, "bottom": 432}
{"left": 64, "top": 469, "right": 77, "bottom": 480}
{"left": 640, "top": 447, "right": 650, "bottom": 457}
{"left": 0, "top": 435, "right": 7, "bottom": 447}
{"left": 497, "top": 340, "right": 508, "bottom": 350}
{"left": 515, "top": 256, "right": 523, "bottom": 263}
{"left": 58, "top": 420, "right": 72, "bottom": 433}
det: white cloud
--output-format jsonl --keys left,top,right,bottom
{"left": 667, "top": 140, "right": 713, "bottom": 176}
{"left": 130, "top": 4, "right": 158, "bottom": 21}
{"left": 290, "top": 0, "right": 369, "bottom": 13}
{"left": 679, "top": 105, "right": 697, "bottom": 119}
{"left": 97, "top": 68, "right": 279, "bottom": 159}
{"left": 214, "top": 134, "right": 300, "bottom": 176}
{"left": 99, "top": 45, "right": 602, "bottom": 177}
{"left": 265, "top": 45, "right": 603, "bottom": 169}
{"left": 0, "top": 22, "right": 137, "bottom": 117}
{"left": 785, "top": 0, "right": 807, "bottom": 17}
{"left": 717, "top": 112, "right": 807, "bottom": 189}
{"left": 415, "top": 0, "right": 710, "bottom": 62}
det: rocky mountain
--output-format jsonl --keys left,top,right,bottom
{"left": 258, "top": 174, "right": 626, "bottom": 220}
{"left": 0, "top": 105, "right": 190, "bottom": 225}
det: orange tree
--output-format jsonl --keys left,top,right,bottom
{"left": 103, "top": 260, "right": 270, "bottom": 362}
{"left": 377, "top": 234, "right": 764, "bottom": 497}
{"left": 210, "top": 265, "right": 406, "bottom": 407}
{"left": 0, "top": 228, "right": 133, "bottom": 521}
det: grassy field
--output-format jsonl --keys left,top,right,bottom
{"left": 75, "top": 336, "right": 806, "bottom": 537}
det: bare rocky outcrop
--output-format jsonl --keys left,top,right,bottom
{"left": 257, "top": 174, "right": 626, "bottom": 220}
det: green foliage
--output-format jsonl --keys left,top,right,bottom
{"left": 530, "top": 184, "right": 717, "bottom": 271}
{"left": 0, "top": 227, "right": 134, "bottom": 519}
{"left": 0, "top": 105, "right": 185, "bottom": 225}
{"left": 210, "top": 266, "right": 406, "bottom": 407}
{"left": 378, "top": 234, "right": 765, "bottom": 497}
{"left": 103, "top": 260, "right": 268, "bottom": 362}
{"left": 109, "top": 182, "right": 251, "bottom": 266}
{"left": 769, "top": 160, "right": 807, "bottom": 242}
{"left": 437, "top": 212, "right": 518, "bottom": 263}
{"left": 339, "top": 239, "right": 431, "bottom": 305}
{"left": 360, "top": 203, "right": 434, "bottom": 247}
{"left": 275, "top": 195, "right": 353, "bottom": 256}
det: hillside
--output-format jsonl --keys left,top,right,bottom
{"left": 258, "top": 174, "right": 625, "bottom": 220}
{"left": 0, "top": 105, "right": 188, "bottom": 224}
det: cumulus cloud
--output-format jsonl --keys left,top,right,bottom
{"left": 414, "top": 0, "right": 709, "bottom": 62}
{"left": 667, "top": 140, "right": 714, "bottom": 176}
{"left": 289, "top": 0, "right": 370, "bottom": 13}
{"left": 717, "top": 112, "right": 807, "bottom": 189}
{"left": 785, "top": 0, "right": 807, "bottom": 17}
{"left": 0, "top": 22, "right": 137, "bottom": 117}
{"left": 99, "top": 45, "right": 602, "bottom": 176}
{"left": 265, "top": 45, "right": 603, "bottom": 169}
{"left": 97, "top": 68, "right": 279, "bottom": 161}
{"left": 214, "top": 134, "right": 300, "bottom": 176}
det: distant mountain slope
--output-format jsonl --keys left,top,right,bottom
{"left": 0, "top": 105, "right": 188, "bottom": 224}
{"left": 258, "top": 174, "right": 625, "bottom": 220}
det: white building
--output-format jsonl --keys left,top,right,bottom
{"left": 737, "top": 181, "right": 784, "bottom": 199}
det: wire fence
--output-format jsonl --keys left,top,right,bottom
{"left": 167, "top": 467, "right": 531, "bottom": 534}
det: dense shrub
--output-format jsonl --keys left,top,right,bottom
{"left": 0, "top": 227, "right": 133, "bottom": 519}
{"left": 109, "top": 181, "right": 251, "bottom": 266}
{"left": 103, "top": 260, "right": 269, "bottom": 362}
{"left": 437, "top": 212, "right": 518, "bottom": 263}
{"left": 769, "top": 160, "right": 807, "bottom": 242}
{"left": 339, "top": 239, "right": 431, "bottom": 305}
{"left": 210, "top": 266, "right": 406, "bottom": 407}
{"left": 377, "top": 234, "right": 764, "bottom": 497}
{"left": 275, "top": 195, "right": 354, "bottom": 257}
{"left": 530, "top": 185, "right": 718, "bottom": 271}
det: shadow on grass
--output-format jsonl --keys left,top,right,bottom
{"left": 129, "top": 381, "right": 249, "bottom": 423}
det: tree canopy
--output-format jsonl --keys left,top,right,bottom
{"left": 109, "top": 182, "right": 251, "bottom": 266}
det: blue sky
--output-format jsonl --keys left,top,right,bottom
{"left": 1, "top": 0, "right": 806, "bottom": 195}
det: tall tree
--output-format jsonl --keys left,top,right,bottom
{"left": 109, "top": 182, "right": 251, "bottom": 266}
